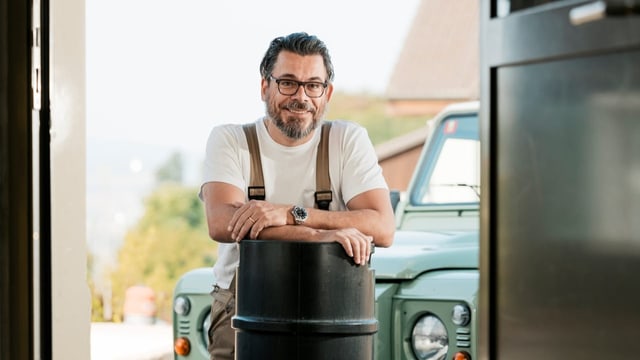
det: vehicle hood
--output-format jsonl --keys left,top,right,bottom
{"left": 371, "top": 230, "right": 478, "bottom": 280}
{"left": 174, "top": 267, "right": 214, "bottom": 294}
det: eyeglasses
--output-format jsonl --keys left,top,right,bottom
{"left": 269, "top": 75, "right": 328, "bottom": 98}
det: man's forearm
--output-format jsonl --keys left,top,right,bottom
{"left": 206, "top": 203, "right": 243, "bottom": 243}
{"left": 254, "top": 223, "right": 376, "bottom": 266}
{"left": 302, "top": 208, "right": 394, "bottom": 247}
{"left": 254, "top": 224, "right": 320, "bottom": 242}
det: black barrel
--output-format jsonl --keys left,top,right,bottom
{"left": 232, "top": 240, "right": 377, "bottom": 360}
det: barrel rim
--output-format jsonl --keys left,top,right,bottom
{"left": 232, "top": 315, "right": 379, "bottom": 335}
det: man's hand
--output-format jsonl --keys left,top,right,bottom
{"left": 227, "top": 200, "right": 290, "bottom": 241}
{"left": 315, "top": 228, "right": 373, "bottom": 266}
{"left": 227, "top": 201, "right": 372, "bottom": 265}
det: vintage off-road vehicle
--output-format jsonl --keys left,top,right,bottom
{"left": 172, "top": 101, "right": 480, "bottom": 360}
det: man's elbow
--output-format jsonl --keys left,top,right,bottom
{"left": 374, "top": 228, "right": 395, "bottom": 248}
{"left": 208, "top": 226, "right": 232, "bottom": 243}
{"left": 374, "top": 212, "right": 396, "bottom": 248}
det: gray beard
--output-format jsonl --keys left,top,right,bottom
{"left": 266, "top": 106, "right": 321, "bottom": 140}
{"left": 264, "top": 95, "right": 328, "bottom": 140}
{"left": 273, "top": 115, "right": 317, "bottom": 140}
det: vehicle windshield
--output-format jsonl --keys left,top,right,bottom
{"left": 410, "top": 113, "right": 480, "bottom": 206}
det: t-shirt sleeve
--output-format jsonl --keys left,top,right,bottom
{"left": 199, "top": 124, "right": 246, "bottom": 200}
{"left": 340, "top": 123, "right": 389, "bottom": 203}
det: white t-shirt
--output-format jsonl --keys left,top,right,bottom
{"left": 200, "top": 118, "right": 388, "bottom": 288}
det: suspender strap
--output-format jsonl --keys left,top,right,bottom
{"left": 315, "top": 122, "right": 333, "bottom": 210}
{"left": 242, "top": 123, "right": 265, "bottom": 200}
{"left": 242, "top": 121, "right": 333, "bottom": 209}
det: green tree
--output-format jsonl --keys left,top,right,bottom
{"left": 155, "top": 151, "right": 184, "bottom": 184}
{"left": 87, "top": 252, "right": 106, "bottom": 321}
{"left": 109, "top": 183, "right": 215, "bottom": 322}
{"left": 327, "top": 92, "right": 429, "bottom": 145}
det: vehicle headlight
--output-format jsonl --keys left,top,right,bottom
{"left": 173, "top": 296, "right": 191, "bottom": 316}
{"left": 451, "top": 304, "right": 471, "bottom": 326}
{"left": 411, "top": 314, "right": 449, "bottom": 360}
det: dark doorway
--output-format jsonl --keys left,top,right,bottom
{"left": 480, "top": 1, "right": 640, "bottom": 359}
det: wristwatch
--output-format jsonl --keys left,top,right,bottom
{"left": 291, "top": 205, "right": 308, "bottom": 225}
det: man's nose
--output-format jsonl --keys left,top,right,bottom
{"left": 291, "top": 84, "right": 310, "bottom": 99}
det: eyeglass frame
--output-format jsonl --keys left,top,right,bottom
{"left": 268, "top": 75, "right": 328, "bottom": 98}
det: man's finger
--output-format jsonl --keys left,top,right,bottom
{"left": 341, "top": 238, "right": 354, "bottom": 258}
{"left": 351, "top": 238, "right": 361, "bottom": 265}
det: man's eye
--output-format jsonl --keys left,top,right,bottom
{"left": 279, "top": 80, "right": 296, "bottom": 87}
{"left": 307, "top": 83, "right": 323, "bottom": 90}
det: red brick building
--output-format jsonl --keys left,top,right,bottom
{"left": 376, "top": 0, "right": 479, "bottom": 191}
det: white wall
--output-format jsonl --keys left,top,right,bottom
{"left": 51, "top": 0, "right": 91, "bottom": 358}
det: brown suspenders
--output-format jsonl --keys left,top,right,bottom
{"left": 314, "top": 122, "right": 333, "bottom": 210}
{"left": 241, "top": 121, "right": 333, "bottom": 210}
{"left": 242, "top": 123, "right": 266, "bottom": 201}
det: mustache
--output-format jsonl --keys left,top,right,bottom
{"left": 283, "top": 101, "right": 315, "bottom": 113}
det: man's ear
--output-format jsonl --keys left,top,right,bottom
{"left": 324, "top": 83, "right": 334, "bottom": 102}
{"left": 260, "top": 77, "right": 268, "bottom": 101}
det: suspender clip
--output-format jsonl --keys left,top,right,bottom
{"left": 248, "top": 186, "right": 266, "bottom": 201}
{"left": 314, "top": 190, "right": 333, "bottom": 210}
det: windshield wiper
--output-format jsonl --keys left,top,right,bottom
{"left": 430, "top": 183, "right": 480, "bottom": 199}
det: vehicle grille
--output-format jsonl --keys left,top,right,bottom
{"left": 456, "top": 327, "right": 471, "bottom": 348}
{"left": 178, "top": 319, "right": 190, "bottom": 336}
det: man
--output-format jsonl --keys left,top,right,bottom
{"left": 200, "top": 32, "right": 395, "bottom": 360}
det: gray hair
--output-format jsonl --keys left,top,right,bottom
{"left": 259, "top": 32, "right": 334, "bottom": 83}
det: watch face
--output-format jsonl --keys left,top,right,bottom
{"left": 293, "top": 206, "right": 307, "bottom": 223}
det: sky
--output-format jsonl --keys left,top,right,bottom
{"left": 86, "top": 0, "right": 420, "bottom": 157}
{"left": 84, "top": 0, "right": 421, "bottom": 263}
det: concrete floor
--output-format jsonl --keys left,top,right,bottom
{"left": 90, "top": 322, "right": 173, "bottom": 360}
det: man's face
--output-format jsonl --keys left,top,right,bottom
{"left": 261, "top": 50, "right": 333, "bottom": 141}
